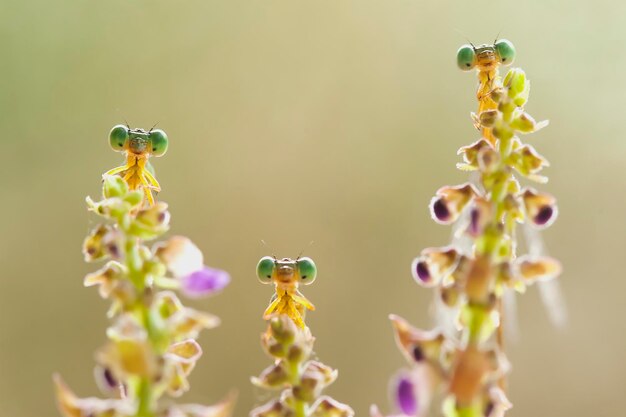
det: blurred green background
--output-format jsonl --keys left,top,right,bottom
{"left": 1, "top": 1, "right": 625, "bottom": 416}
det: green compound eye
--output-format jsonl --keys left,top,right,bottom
{"left": 297, "top": 257, "right": 317, "bottom": 285}
{"left": 456, "top": 44, "right": 476, "bottom": 71}
{"left": 109, "top": 124, "right": 129, "bottom": 151}
{"left": 495, "top": 39, "right": 516, "bottom": 65}
{"left": 257, "top": 256, "right": 275, "bottom": 284}
{"left": 149, "top": 129, "right": 168, "bottom": 157}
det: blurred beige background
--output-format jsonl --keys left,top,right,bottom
{"left": 1, "top": 1, "right": 625, "bottom": 416}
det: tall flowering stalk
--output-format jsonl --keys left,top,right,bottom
{"left": 250, "top": 256, "right": 354, "bottom": 417}
{"left": 373, "top": 40, "right": 561, "bottom": 417}
{"left": 54, "top": 125, "right": 233, "bottom": 417}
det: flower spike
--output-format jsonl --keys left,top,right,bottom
{"left": 376, "top": 40, "right": 560, "bottom": 417}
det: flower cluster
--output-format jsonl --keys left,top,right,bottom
{"left": 251, "top": 257, "right": 353, "bottom": 417}
{"left": 54, "top": 173, "right": 233, "bottom": 417}
{"left": 250, "top": 316, "right": 353, "bottom": 417}
{"left": 375, "top": 50, "right": 561, "bottom": 417}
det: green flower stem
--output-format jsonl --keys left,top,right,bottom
{"left": 287, "top": 359, "right": 307, "bottom": 417}
{"left": 135, "top": 378, "right": 153, "bottom": 417}
{"left": 121, "top": 234, "right": 156, "bottom": 417}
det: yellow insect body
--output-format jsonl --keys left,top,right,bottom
{"left": 258, "top": 257, "right": 316, "bottom": 329}
{"left": 457, "top": 40, "right": 516, "bottom": 146}
{"left": 474, "top": 46, "right": 502, "bottom": 145}
{"left": 105, "top": 153, "right": 160, "bottom": 206}
{"left": 105, "top": 125, "right": 168, "bottom": 206}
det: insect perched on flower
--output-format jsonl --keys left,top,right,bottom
{"left": 456, "top": 39, "right": 516, "bottom": 143}
{"left": 104, "top": 124, "right": 169, "bottom": 206}
{"left": 256, "top": 256, "right": 317, "bottom": 328}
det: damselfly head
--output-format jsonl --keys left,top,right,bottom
{"left": 128, "top": 132, "right": 149, "bottom": 154}
{"left": 256, "top": 256, "right": 317, "bottom": 286}
{"left": 276, "top": 258, "right": 297, "bottom": 283}
{"left": 108, "top": 124, "right": 169, "bottom": 157}
{"left": 457, "top": 39, "right": 516, "bottom": 72}
{"left": 474, "top": 44, "right": 499, "bottom": 71}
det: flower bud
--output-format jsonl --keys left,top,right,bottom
{"left": 267, "top": 341, "right": 288, "bottom": 358}
{"left": 168, "top": 307, "right": 221, "bottom": 339}
{"left": 493, "top": 261, "right": 520, "bottom": 295}
{"left": 96, "top": 339, "right": 157, "bottom": 379}
{"left": 129, "top": 202, "right": 170, "bottom": 239}
{"left": 152, "top": 291, "right": 184, "bottom": 319}
{"left": 102, "top": 175, "right": 129, "bottom": 199}
{"left": 440, "top": 285, "right": 461, "bottom": 307}
{"left": 106, "top": 314, "right": 147, "bottom": 341}
{"left": 492, "top": 123, "right": 514, "bottom": 142}
{"left": 510, "top": 112, "right": 537, "bottom": 133}
{"left": 446, "top": 255, "right": 472, "bottom": 287}
{"left": 479, "top": 110, "right": 498, "bottom": 127}
{"left": 489, "top": 88, "right": 503, "bottom": 103}
{"left": 467, "top": 197, "right": 492, "bottom": 238}
{"left": 304, "top": 361, "right": 338, "bottom": 388}
{"left": 477, "top": 145, "right": 500, "bottom": 173}
{"left": 53, "top": 374, "right": 132, "bottom": 417}
{"left": 411, "top": 247, "right": 459, "bottom": 287}
{"left": 250, "top": 400, "right": 294, "bottom": 417}
{"left": 287, "top": 344, "right": 305, "bottom": 363}
{"left": 293, "top": 371, "right": 323, "bottom": 402}
{"left": 509, "top": 144, "right": 549, "bottom": 181}
{"left": 389, "top": 315, "right": 444, "bottom": 365}
{"left": 503, "top": 68, "right": 528, "bottom": 105}
{"left": 514, "top": 255, "right": 562, "bottom": 284}
{"left": 457, "top": 139, "right": 493, "bottom": 171}
{"left": 502, "top": 193, "right": 523, "bottom": 225}
{"left": 269, "top": 315, "right": 297, "bottom": 344}
{"left": 164, "top": 363, "right": 191, "bottom": 397}
{"left": 167, "top": 339, "right": 203, "bottom": 365}
{"left": 251, "top": 363, "right": 289, "bottom": 388}
{"left": 430, "top": 184, "right": 478, "bottom": 224}
{"left": 155, "top": 236, "right": 204, "bottom": 278}
{"left": 83, "top": 225, "right": 118, "bottom": 262}
{"left": 123, "top": 190, "right": 144, "bottom": 208}
{"left": 497, "top": 99, "right": 517, "bottom": 116}
{"left": 86, "top": 195, "right": 133, "bottom": 219}
{"left": 311, "top": 396, "right": 355, "bottom": 417}
{"left": 93, "top": 366, "right": 122, "bottom": 396}
{"left": 520, "top": 188, "right": 558, "bottom": 228}
{"left": 84, "top": 261, "right": 124, "bottom": 299}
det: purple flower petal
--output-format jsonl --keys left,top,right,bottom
{"left": 395, "top": 375, "right": 417, "bottom": 415}
{"left": 534, "top": 205, "right": 554, "bottom": 226}
{"left": 181, "top": 267, "right": 230, "bottom": 298}
{"left": 431, "top": 198, "right": 450, "bottom": 222}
